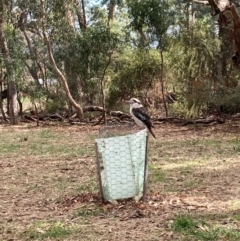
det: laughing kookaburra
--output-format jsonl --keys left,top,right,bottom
{"left": 126, "top": 98, "right": 156, "bottom": 139}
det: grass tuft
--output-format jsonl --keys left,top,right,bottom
{"left": 172, "top": 215, "right": 196, "bottom": 232}
{"left": 172, "top": 214, "right": 240, "bottom": 241}
{"left": 25, "top": 221, "right": 70, "bottom": 240}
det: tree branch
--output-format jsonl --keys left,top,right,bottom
{"left": 40, "top": 0, "right": 84, "bottom": 120}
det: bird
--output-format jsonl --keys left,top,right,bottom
{"left": 126, "top": 97, "right": 156, "bottom": 139}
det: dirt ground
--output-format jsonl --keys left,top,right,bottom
{"left": 1, "top": 121, "right": 240, "bottom": 240}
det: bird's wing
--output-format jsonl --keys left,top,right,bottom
{"left": 132, "top": 107, "right": 154, "bottom": 128}
{"left": 132, "top": 107, "right": 156, "bottom": 139}
{"left": 132, "top": 107, "right": 150, "bottom": 122}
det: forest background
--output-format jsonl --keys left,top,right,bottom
{"left": 0, "top": 0, "right": 240, "bottom": 124}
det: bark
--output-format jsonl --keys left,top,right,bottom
{"left": 0, "top": 1, "right": 18, "bottom": 124}
{"left": 63, "top": 3, "right": 75, "bottom": 30}
{"left": 219, "top": 2, "right": 240, "bottom": 68}
{"left": 63, "top": 2, "right": 81, "bottom": 104}
{"left": 217, "top": 7, "right": 232, "bottom": 84}
{"left": 229, "top": 4, "right": 240, "bottom": 59}
{"left": 17, "top": 93, "right": 23, "bottom": 117}
{"left": 74, "top": 0, "right": 86, "bottom": 30}
{"left": 0, "top": 81, "right": 7, "bottom": 121}
{"left": 81, "top": 0, "right": 87, "bottom": 28}
{"left": 64, "top": 62, "right": 81, "bottom": 103}
{"left": 99, "top": 53, "right": 112, "bottom": 125}
{"left": 8, "top": 81, "right": 18, "bottom": 124}
{"left": 159, "top": 49, "right": 168, "bottom": 117}
{"left": 201, "top": 0, "right": 240, "bottom": 67}
{"left": 40, "top": 0, "right": 84, "bottom": 120}
{"left": 108, "top": 1, "right": 116, "bottom": 22}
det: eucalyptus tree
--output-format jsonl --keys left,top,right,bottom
{"left": 164, "top": 0, "right": 240, "bottom": 116}
{"left": 5, "top": 0, "right": 85, "bottom": 119}
{"left": 163, "top": 0, "right": 222, "bottom": 117}
{"left": 39, "top": 0, "right": 85, "bottom": 119}
{"left": 191, "top": 0, "right": 240, "bottom": 114}
{"left": 0, "top": 0, "right": 26, "bottom": 124}
{"left": 10, "top": 0, "right": 56, "bottom": 109}
{"left": 126, "top": 0, "right": 173, "bottom": 115}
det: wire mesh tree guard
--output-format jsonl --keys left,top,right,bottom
{"left": 95, "top": 124, "right": 149, "bottom": 203}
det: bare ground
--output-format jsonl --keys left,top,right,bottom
{"left": 1, "top": 122, "right": 240, "bottom": 240}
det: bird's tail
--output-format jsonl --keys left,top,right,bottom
{"left": 148, "top": 127, "right": 156, "bottom": 139}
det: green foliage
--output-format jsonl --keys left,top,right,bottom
{"left": 108, "top": 49, "right": 161, "bottom": 105}
{"left": 166, "top": 16, "right": 221, "bottom": 117}
{"left": 59, "top": 24, "right": 125, "bottom": 105}
{"left": 1, "top": 0, "right": 240, "bottom": 117}
{"left": 45, "top": 93, "right": 67, "bottom": 113}
{"left": 208, "top": 85, "right": 240, "bottom": 114}
{"left": 2, "top": 25, "right": 26, "bottom": 85}
{"left": 127, "top": 0, "right": 171, "bottom": 43}
{"left": 20, "top": 81, "right": 67, "bottom": 113}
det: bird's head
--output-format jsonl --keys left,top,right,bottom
{"left": 126, "top": 98, "right": 142, "bottom": 107}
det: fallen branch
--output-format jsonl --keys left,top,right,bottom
{"left": 83, "top": 105, "right": 130, "bottom": 119}
{"left": 182, "top": 118, "right": 225, "bottom": 126}
{"left": 19, "top": 105, "right": 231, "bottom": 127}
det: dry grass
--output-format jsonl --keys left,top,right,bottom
{"left": 1, "top": 122, "right": 240, "bottom": 240}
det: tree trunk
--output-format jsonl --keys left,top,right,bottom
{"left": 64, "top": 61, "right": 81, "bottom": 102}
{"left": 40, "top": 0, "right": 84, "bottom": 120}
{"left": 108, "top": 1, "right": 116, "bottom": 22}
{"left": 74, "top": 0, "right": 86, "bottom": 30}
{"left": 202, "top": 0, "right": 240, "bottom": 67}
{"left": 63, "top": 3, "right": 81, "bottom": 105}
{"left": 159, "top": 49, "right": 168, "bottom": 117}
{"left": 8, "top": 81, "right": 18, "bottom": 124}
{"left": 99, "top": 52, "right": 112, "bottom": 125}
{"left": 0, "top": 81, "right": 7, "bottom": 121}
{"left": 81, "top": 0, "right": 87, "bottom": 29}
{"left": 0, "top": 1, "right": 19, "bottom": 124}
{"left": 63, "top": 3, "right": 75, "bottom": 30}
